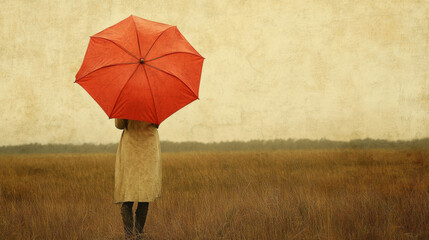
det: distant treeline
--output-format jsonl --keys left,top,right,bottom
{"left": 0, "top": 138, "right": 428, "bottom": 154}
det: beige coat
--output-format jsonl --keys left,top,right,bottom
{"left": 114, "top": 119, "right": 162, "bottom": 204}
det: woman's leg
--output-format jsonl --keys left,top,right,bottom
{"left": 120, "top": 202, "right": 134, "bottom": 239}
{"left": 135, "top": 202, "right": 149, "bottom": 237}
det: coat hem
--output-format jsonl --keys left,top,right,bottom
{"left": 113, "top": 194, "right": 161, "bottom": 204}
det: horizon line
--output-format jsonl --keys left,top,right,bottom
{"left": 1, "top": 137, "right": 429, "bottom": 148}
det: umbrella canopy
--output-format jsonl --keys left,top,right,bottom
{"left": 75, "top": 15, "right": 204, "bottom": 125}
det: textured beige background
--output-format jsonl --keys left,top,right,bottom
{"left": 0, "top": 0, "right": 428, "bottom": 145}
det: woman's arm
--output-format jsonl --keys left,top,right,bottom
{"left": 115, "top": 119, "right": 127, "bottom": 130}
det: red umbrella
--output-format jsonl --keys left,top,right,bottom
{"left": 75, "top": 15, "right": 204, "bottom": 126}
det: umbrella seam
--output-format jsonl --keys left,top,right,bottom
{"left": 145, "top": 52, "right": 204, "bottom": 62}
{"left": 131, "top": 16, "right": 142, "bottom": 59}
{"left": 75, "top": 63, "right": 139, "bottom": 82}
{"left": 142, "top": 26, "right": 175, "bottom": 60}
{"left": 109, "top": 64, "right": 141, "bottom": 118}
{"left": 91, "top": 36, "right": 140, "bottom": 60}
{"left": 142, "top": 64, "right": 159, "bottom": 125}
{"left": 145, "top": 63, "right": 198, "bottom": 99}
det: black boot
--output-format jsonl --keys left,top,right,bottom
{"left": 135, "top": 202, "right": 149, "bottom": 239}
{"left": 121, "top": 202, "right": 134, "bottom": 239}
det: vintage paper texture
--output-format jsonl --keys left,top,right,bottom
{"left": 0, "top": 0, "right": 428, "bottom": 145}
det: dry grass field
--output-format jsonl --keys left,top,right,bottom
{"left": 0, "top": 149, "right": 428, "bottom": 240}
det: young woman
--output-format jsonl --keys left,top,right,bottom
{"left": 114, "top": 119, "right": 161, "bottom": 239}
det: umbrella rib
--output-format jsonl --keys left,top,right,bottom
{"left": 142, "top": 26, "right": 175, "bottom": 60}
{"left": 142, "top": 64, "right": 159, "bottom": 125}
{"left": 75, "top": 62, "right": 138, "bottom": 82}
{"left": 109, "top": 64, "right": 141, "bottom": 118}
{"left": 91, "top": 36, "right": 140, "bottom": 60}
{"left": 131, "top": 16, "right": 142, "bottom": 58}
{"left": 145, "top": 63, "right": 198, "bottom": 99}
{"left": 145, "top": 52, "right": 204, "bottom": 63}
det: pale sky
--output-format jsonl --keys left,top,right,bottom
{"left": 1, "top": 0, "right": 428, "bottom": 146}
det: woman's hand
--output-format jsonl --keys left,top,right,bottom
{"left": 115, "top": 119, "right": 128, "bottom": 130}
